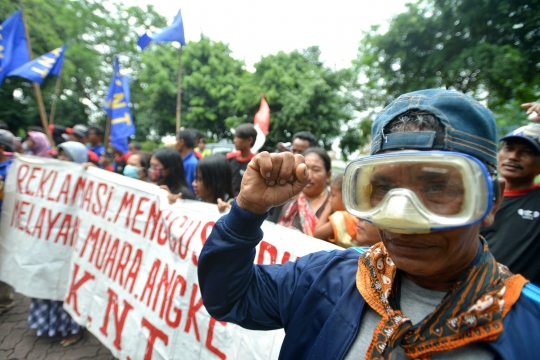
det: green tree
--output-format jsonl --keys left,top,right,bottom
{"left": 234, "top": 46, "right": 356, "bottom": 153}
{"left": 133, "top": 35, "right": 247, "bottom": 141}
{"left": 0, "top": 0, "right": 166, "bottom": 132}
{"left": 355, "top": 0, "right": 540, "bottom": 133}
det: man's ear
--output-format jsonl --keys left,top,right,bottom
{"left": 481, "top": 178, "right": 506, "bottom": 227}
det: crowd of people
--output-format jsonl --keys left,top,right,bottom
{"left": 0, "top": 92, "right": 539, "bottom": 357}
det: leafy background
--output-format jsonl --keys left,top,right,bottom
{"left": 1, "top": 0, "right": 538, "bottom": 158}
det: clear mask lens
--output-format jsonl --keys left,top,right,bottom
{"left": 343, "top": 151, "right": 493, "bottom": 233}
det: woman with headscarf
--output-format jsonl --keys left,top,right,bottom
{"left": 25, "top": 131, "right": 52, "bottom": 158}
{"left": 27, "top": 141, "right": 87, "bottom": 347}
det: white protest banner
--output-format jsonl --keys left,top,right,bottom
{"left": 0, "top": 155, "right": 340, "bottom": 360}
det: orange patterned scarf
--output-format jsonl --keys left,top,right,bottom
{"left": 357, "top": 240, "right": 528, "bottom": 359}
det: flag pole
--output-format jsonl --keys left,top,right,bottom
{"left": 48, "top": 68, "right": 62, "bottom": 125}
{"left": 176, "top": 46, "right": 183, "bottom": 133}
{"left": 19, "top": 2, "right": 55, "bottom": 147}
{"left": 104, "top": 114, "right": 111, "bottom": 151}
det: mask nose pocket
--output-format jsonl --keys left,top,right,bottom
{"left": 371, "top": 193, "right": 431, "bottom": 234}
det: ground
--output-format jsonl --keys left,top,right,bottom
{"left": 0, "top": 293, "right": 115, "bottom": 360}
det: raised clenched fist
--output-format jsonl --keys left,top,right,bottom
{"left": 236, "top": 152, "right": 311, "bottom": 214}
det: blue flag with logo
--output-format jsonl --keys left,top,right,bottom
{"left": 8, "top": 45, "right": 66, "bottom": 84}
{"left": 103, "top": 57, "right": 135, "bottom": 154}
{"left": 0, "top": 11, "right": 30, "bottom": 85}
{"left": 138, "top": 10, "right": 185, "bottom": 50}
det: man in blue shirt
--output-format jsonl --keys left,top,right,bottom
{"left": 0, "top": 129, "right": 15, "bottom": 315}
{"left": 87, "top": 125, "right": 105, "bottom": 159}
{"left": 175, "top": 130, "right": 198, "bottom": 193}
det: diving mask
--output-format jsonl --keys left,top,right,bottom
{"left": 343, "top": 151, "right": 494, "bottom": 234}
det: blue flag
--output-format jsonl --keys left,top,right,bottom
{"left": 8, "top": 45, "right": 66, "bottom": 84}
{"left": 103, "top": 57, "right": 135, "bottom": 154}
{"left": 138, "top": 10, "right": 185, "bottom": 50}
{"left": 0, "top": 11, "right": 30, "bottom": 85}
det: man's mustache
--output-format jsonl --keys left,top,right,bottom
{"left": 502, "top": 160, "right": 523, "bottom": 169}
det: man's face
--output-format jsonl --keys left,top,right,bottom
{"left": 498, "top": 139, "right": 540, "bottom": 182}
{"left": 233, "top": 136, "right": 251, "bottom": 151}
{"left": 379, "top": 223, "right": 481, "bottom": 279}
{"left": 69, "top": 134, "right": 85, "bottom": 144}
{"left": 371, "top": 150, "right": 489, "bottom": 281}
{"left": 88, "top": 130, "right": 101, "bottom": 145}
{"left": 175, "top": 136, "right": 184, "bottom": 152}
{"left": 291, "top": 138, "right": 310, "bottom": 154}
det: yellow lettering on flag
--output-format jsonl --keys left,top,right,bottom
{"left": 115, "top": 79, "right": 122, "bottom": 86}
{"left": 111, "top": 112, "right": 132, "bottom": 126}
{"left": 0, "top": 45, "right": 4, "bottom": 59}
{"left": 37, "top": 56, "right": 56, "bottom": 69}
{"left": 50, "top": 47, "right": 63, "bottom": 58}
{"left": 112, "top": 93, "right": 127, "bottom": 109}
{"left": 31, "top": 67, "right": 50, "bottom": 78}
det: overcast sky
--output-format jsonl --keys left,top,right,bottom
{"left": 123, "top": 0, "right": 411, "bottom": 70}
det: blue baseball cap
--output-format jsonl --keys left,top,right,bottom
{"left": 500, "top": 123, "right": 540, "bottom": 153}
{"left": 370, "top": 89, "right": 498, "bottom": 167}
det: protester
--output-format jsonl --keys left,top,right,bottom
{"left": 192, "top": 154, "right": 234, "bottom": 204}
{"left": 150, "top": 147, "right": 195, "bottom": 203}
{"left": 123, "top": 151, "right": 151, "bottom": 182}
{"left": 87, "top": 125, "right": 105, "bottom": 159}
{"left": 314, "top": 174, "right": 380, "bottom": 248}
{"left": 199, "top": 89, "right": 540, "bottom": 359}
{"left": 48, "top": 124, "right": 69, "bottom": 146}
{"left": 291, "top": 131, "right": 318, "bottom": 154}
{"left": 227, "top": 123, "right": 257, "bottom": 197}
{"left": 24, "top": 131, "right": 52, "bottom": 158}
{"left": 195, "top": 137, "right": 211, "bottom": 158}
{"left": 28, "top": 141, "right": 87, "bottom": 346}
{"left": 278, "top": 147, "right": 331, "bottom": 236}
{"left": 186, "top": 128, "right": 204, "bottom": 159}
{"left": 66, "top": 124, "right": 101, "bottom": 165}
{"left": 100, "top": 139, "right": 131, "bottom": 174}
{"left": 0, "top": 130, "right": 15, "bottom": 315}
{"left": 175, "top": 130, "right": 199, "bottom": 193}
{"left": 67, "top": 124, "right": 89, "bottom": 143}
{"left": 128, "top": 141, "right": 142, "bottom": 153}
{"left": 481, "top": 123, "right": 540, "bottom": 286}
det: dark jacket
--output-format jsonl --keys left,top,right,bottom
{"left": 199, "top": 202, "right": 540, "bottom": 360}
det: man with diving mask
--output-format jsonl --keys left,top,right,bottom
{"left": 198, "top": 89, "right": 540, "bottom": 360}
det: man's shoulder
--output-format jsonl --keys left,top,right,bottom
{"left": 226, "top": 151, "right": 241, "bottom": 160}
{"left": 520, "top": 282, "right": 540, "bottom": 309}
{"left": 185, "top": 151, "right": 198, "bottom": 163}
{"left": 295, "top": 247, "right": 366, "bottom": 274}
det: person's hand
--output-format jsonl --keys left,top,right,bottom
{"left": 521, "top": 102, "right": 540, "bottom": 122}
{"left": 82, "top": 162, "right": 97, "bottom": 170}
{"left": 236, "top": 152, "right": 310, "bottom": 215}
{"left": 160, "top": 185, "right": 182, "bottom": 204}
{"left": 217, "top": 198, "right": 232, "bottom": 213}
{"left": 99, "top": 155, "right": 111, "bottom": 168}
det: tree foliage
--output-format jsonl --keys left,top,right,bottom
{"left": 0, "top": 0, "right": 166, "bottom": 131}
{"left": 133, "top": 35, "right": 247, "bottom": 141}
{"left": 354, "top": 0, "right": 540, "bottom": 134}
{"left": 235, "top": 47, "right": 356, "bottom": 151}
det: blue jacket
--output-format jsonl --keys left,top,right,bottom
{"left": 199, "top": 202, "right": 540, "bottom": 360}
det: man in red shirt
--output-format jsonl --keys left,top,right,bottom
{"left": 227, "top": 123, "right": 257, "bottom": 197}
{"left": 481, "top": 122, "right": 540, "bottom": 285}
